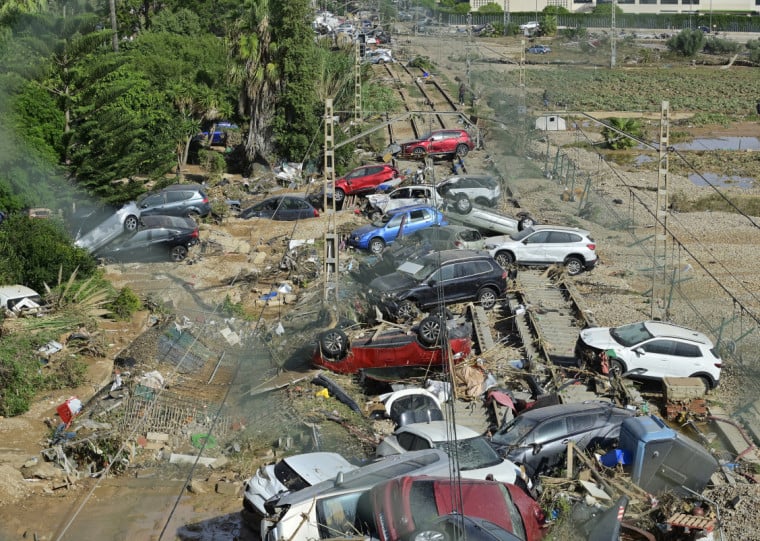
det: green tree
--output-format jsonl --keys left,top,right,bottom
{"left": 540, "top": 15, "right": 557, "bottom": 36}
{"left": 271, "top": 0, "right": 320, "bottom": 162}
{"left": 544, "top": 6, "right": 570, "bottom": 15}
{"left": 0, "top": 214, "right": 96, "bottom": 291}
{"left": 453, "top": 3, "right": 471, "bottom": 15}
{"left": 666, "top": 28, "right": 706, "bottom": 57}
{"left": 602, "top": 117, "right": 644, "bottom": 150}
{"left": 745, "top": 38, "right": 760, "bottom": 63}
{"left": 228, "top": 0, "right": 279, "bottom": 164}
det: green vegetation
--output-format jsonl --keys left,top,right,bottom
{"left": 667, "top": 29, "right": 707, "bottom": 57}
{"left": 672, "top": 193, "right": 760, "bottom": 215}
{"left": 521, "top": 68, "right": 758, "bottom": 115}
{"left": 109, "top": 287, "right": 143, "bottom": 321}
{"left": 602, "top": 118, "right": 644, "bottom": 150}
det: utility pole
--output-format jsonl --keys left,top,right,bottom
{"left": 322, "top": 99, "right": 339, "bottom": 304}
{"left": 651, "top": 101, "right": 670, "bottom": 320}
{"left": 354, "top": 39, "right": 362, "bottom": 123}
{"left": 109, "top": 0, "right": 119, "bottom": 52}
{"left": 610, "top": 0, "right": 617, "bottom": 68}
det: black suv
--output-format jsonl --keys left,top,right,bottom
{"left": 137, "top": 184, "right": 211, "bottom": 219}
{"left": 366, "top": 249, "right": 507, "bottom": 320}
{"left": 489, "top": 402, "right": 636, "bottom": 478}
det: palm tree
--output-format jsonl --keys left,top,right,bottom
{"left": 227, "top": 0, "right": 279, "bottom": 165}
{"left": 602, "top": 117, "right": 644, "bottom": 150}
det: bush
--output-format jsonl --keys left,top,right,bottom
{"left": 109, "top": 287, "right": 142, "bottom": 321}
{"left": 746, "top": 39, "right": 760, "bottom": 64}
{"left": 561, "top": 26, "right": 588, "bottom": 41}
{"left": 666, "top": 29, "right": 706, "bottom": 57}
{"left": 0, "top": 335, "right": 47, "bottom": 416}
{"left": 198, "top": 149, "right": 227, "bottom": 185}
{"left": 703, "top": 36, "right": 741, "bottom": 55}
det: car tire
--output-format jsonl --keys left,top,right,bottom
{"left": 517, "top": 216, "right": 535, "bottom": 231}
{"left": 565, "top": 256, "right": 584, "bottom": 276}
{"left": 369, "top": 237, "right": 386, "bottom": 254}
{"left": 187, "top": 210, "right": 201, "bottom": 221}
{"left": 418, "top": 315, "right": 443, "bottom": 347}
{"left": 455, "top": 144, "right": 470, "bottom": 157}
{"left": 609, "top": 358, "right": 626, "bottom": 377}
{"left": 319, "top": 329, "right": 348, "bottom": 360}
{"left": 412, "top": 147, "right": 426, "bottom": 157}
{"left": 454, "top": 194, "right": 472, "bottom": 215}
{"left": 334, "top": 188, "right": 346, "bottom": 202}
{"left": 494, "top": 251, "right": 515, "bottom": 269}
{"left": 369, "top": 210, "right": 382, "bottom": 222}
{"left": 171, "top": 245, "right": 188, "bottom": 262}
{"left": 397, "top": 300, "right": 419, "bottom": 321}
{"left": 477, "top": 287, "right": 498, "bottom": 310}
{"left": 124, "top": 215, "right": 139, "bottom": 232}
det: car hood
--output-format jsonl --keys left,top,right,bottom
{"left": 579, "top": 326, "right": 616, "bottom": 350}
{"left": 351, "top": 223, "right": 382, "bottom": 239}
{"left": 369, "top": 272, "right": 418, "bottom": 294}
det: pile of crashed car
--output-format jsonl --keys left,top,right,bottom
{"left": 233, "top": 164, "right": 744, "bottom": 541}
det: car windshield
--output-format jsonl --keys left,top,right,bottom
{"left": 491, "top": 416, "right": 539, "bottom": 447}
{"left": 610, "top": 322, "right": 654, "bottom": 347}
{"left": 398, "top": 260, "right": 437, "bottom": 281}
{"left": 273, "top": 461, "right": 310, "bottom": 492}
{"left": 433, "top": 436, "right": 502, "bottom": 470}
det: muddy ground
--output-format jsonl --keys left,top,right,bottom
{"left": 1, "top": 31, "right": 760, "bottom": 541}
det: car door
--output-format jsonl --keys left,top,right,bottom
{"left": 637, "top": 339, "right": 691, "bottom": 378}
{"left": 514, "top": 230, "right": 550, "bottom": 264}
{"left": 419, "top": 262, "right": 459, "bottom": 307}
{"left": 523, "top": 417, "right": 570, "bottom": 474}
{"left": 139, "top": 193, "right": 167, "bottom": 216}
{"left": 543, "top": 231, "right": 580, "bottom": 263}
{"left": 164, "top": 190, "right": 190, "bottom": 216}
{"left": 402, "top": 208, "right": 433, "bottom": 236}
{"left": 382, "top": 213, "right": 405, "bottom": 242}
{"left": 428, "top": 132, "right": 448, "bottom": 154}
{"left": 112, "top": 230, "right": 153, "bottom": 259}
{"left": 344, "top": 167, "right": 368, "bottom": 194}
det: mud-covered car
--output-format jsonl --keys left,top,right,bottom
{"left": 313, "top": 316, "right": 472, "bottom": 374}
{"left": 489, "top": 401, "right": 636, "bottom": 477}
{"left": 348, "top": 204, "right": 447, "bottom": 254}
{"left": 398, "top": 129, "right": 475, "bottom": 159}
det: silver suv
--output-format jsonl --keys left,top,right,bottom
{"left": 137, "top": 183, "right": 211, "bottom": 219}
{"left": 486, "top": 225, "right": 597, "bottom": 275}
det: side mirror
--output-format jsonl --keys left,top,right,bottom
{"left": 428, "top": 279, "right": 437, "bottom": 287}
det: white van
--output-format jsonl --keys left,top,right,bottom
{"left": 0, "top": 285, "right": 43, "bottom": 316}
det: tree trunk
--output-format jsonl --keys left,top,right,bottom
{"left": 109, "top": 0, "right": 118, "bottom": 52}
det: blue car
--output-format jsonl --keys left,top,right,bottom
{"left": 348, "top": 204, "right": 447, "bottom": 254}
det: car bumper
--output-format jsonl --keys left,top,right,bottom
{"left": 585, "top": 258, "right": 598, "bottom": 270}
{"left": 347, "top": 237, "right": 368, "bottom": 250}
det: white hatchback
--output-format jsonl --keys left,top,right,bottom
{"left": 576, "top": 320, "right": 723, "bottom": 390}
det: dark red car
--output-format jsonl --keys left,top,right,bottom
{"left": 399, "top": 129, "right": 475, "bottom": 159}
{"left": 331, "top": 164, "right": 401, "bottom": 204}
{"left": 369, "top": 475, "right": 545, "bottom": 541}
{"left": 313, "top": 316, "right": 471, "bottom": 374}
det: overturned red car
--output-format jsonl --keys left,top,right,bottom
{"left": 312, "top": 316, "right": 472, "bottom": 375}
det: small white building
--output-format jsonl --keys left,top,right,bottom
{"left": 535, "top": 115, "right": 567, "bottom": 131}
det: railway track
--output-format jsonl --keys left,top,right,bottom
{"left": 372, "top": 60, "right": 461, "bottom": 148}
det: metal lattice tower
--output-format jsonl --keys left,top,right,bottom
{"left": 610, "top": 0, "right": 617, "bottom": 68}
{"left": 651, "top": 100, "right": 670, "bottom": 319}
{"left": 354, "top": 40, "right": 362, "bottom": 123}
{"left": 323, "top": 99, "right": 339, "bottom": 303}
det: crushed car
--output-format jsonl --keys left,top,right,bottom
{"left": 313, "top": 316, "right": 472, "bottom": 375}
{"left": 73, "top": 202, "right": 141, "bottom": 253}
{"left": 242, "top": 452, "right": 358, "bottom": 527}
{"left": 348, "top": 204, "right": 447, "bottom": 254}
{"left": 93, "top": 215, "right": 199, "bottom": 262}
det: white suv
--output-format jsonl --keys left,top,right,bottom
{"left": 575, "top": 320, "right": 723, "bottom": 390}
{"left": 485, "top": 225, "right": 597, "bottom": 276}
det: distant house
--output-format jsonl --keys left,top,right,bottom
{"left": 535, "top": 115, "right": 567, "bottom": 131}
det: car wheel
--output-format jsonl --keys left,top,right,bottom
{"left": 454, "top": 194, "right": 472, "bottom": 215}
{"left": 187, "top": 210, "right": 200, "bottom": 221}
{"left": 397, "top": 300, "right": 419, "bottom": 321}
{"left": 455, "top": 144, "right": 470, "bottom": 157}
{"left": 418, "top": 315, "right": 443, "bottom": 347}
{"left": 369, "top": 210, "right": 382, "bottom": 222}
{"left": 477, "top": 287, "right": 498, "bottom": 310}
{"left": 171, "top": 245, "right": 188, "bottom": 262}
{"left": 412, "top": 147, "right": 426, "bottom": 157}
{"left": 694, "top": 375, "right": 713, "bottom": 393}
{"left": 319, "top": 329, "right": 348, "bottom": 360}
{"left": 494, "top": 251, "right": 514, "bottom": 269}
{"left": 334, "top": 188, "right": 346, "bottom": 202}
{"left": 517, "top": 216, "right": 535, "bottom": 231}
{"left": 565, "top": 256, "right": 584, "bottom": 276}
{"left": 608, "top": 358, "right": 625, "bottom": 377}
{"left": 123, "top": 215, "right": 139, "bottom": 232}
{"left": 369, "top": 237, "right": 386, "bottom": 254}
